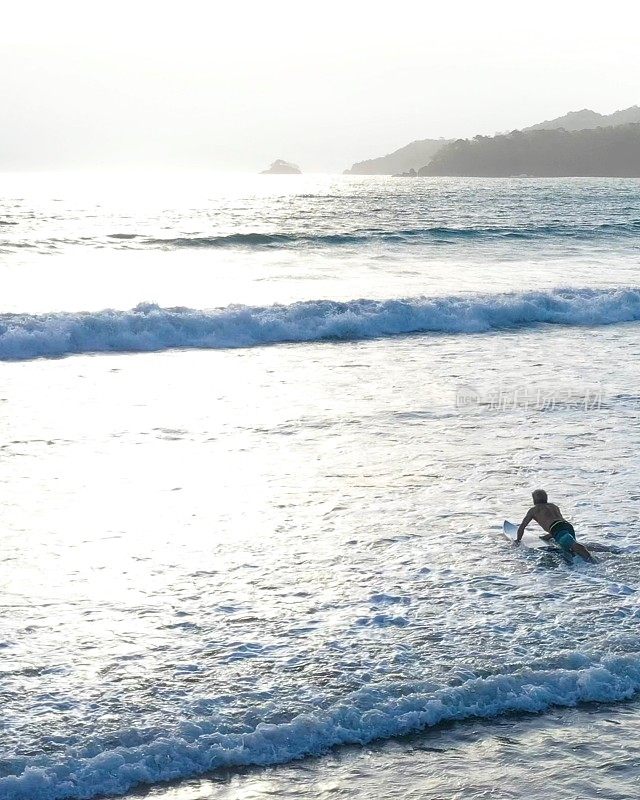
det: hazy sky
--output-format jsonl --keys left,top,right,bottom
{"left": 2, "top": 0, "right": 639, "bottom": 172}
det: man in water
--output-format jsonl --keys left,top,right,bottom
{"left": 516, "top": 489, "right": 594, "bottom": 561}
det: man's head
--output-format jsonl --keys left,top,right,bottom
{"left": 532, "top": 489, "right": 548, "bottom": 505}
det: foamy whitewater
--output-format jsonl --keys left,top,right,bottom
{"left": 4, "top": 287, "right": 640, "bottom": 360}
{"left": 2, "top": 174, "right": 640, "bottom": 800}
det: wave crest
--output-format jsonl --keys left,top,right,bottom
{"left": 2, "top": 287, "right": 640, "bottom": 361}
{"left": 139, "top": 221, "right": 640, "bottom": 249}
{"left": 2, "top": 654, "right": 639, "bottom": 799}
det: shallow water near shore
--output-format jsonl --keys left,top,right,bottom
{"left": 1, "top": 175, "right": 640, "bottom": 799}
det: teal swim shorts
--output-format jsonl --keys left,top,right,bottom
{"left": 549, "top": 520, "right": 576, "bottom": 554}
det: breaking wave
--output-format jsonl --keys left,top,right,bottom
{"left": 2, "top": 654, "right": 640, "bottom": 799}
{"left": 2, "top": 287, "right": 640, "bottom": 361}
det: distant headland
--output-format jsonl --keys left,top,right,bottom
{"left": 419, "top": 123, "right": 640, "bottom": 177}
{"left": 524, "top": 106, "right": 640, "bottom": 133}
{"left": 261, "top": 160, "right": 302, "bottom": 174}
{"left": 344, "top": 139, "right": 451, "bottom": 176}
{"left": 343, "top": 105, "right": 640, "bottom": 177}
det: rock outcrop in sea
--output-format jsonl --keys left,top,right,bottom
{"left": 261, "top": 160, "right": 302, "bottom": 174}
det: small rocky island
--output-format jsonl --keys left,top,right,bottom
{"left": 261, "top": 159, "right": 301, "bottom": 174}
{"left": 392, "top": 168, "right": 417, "bottom": 178}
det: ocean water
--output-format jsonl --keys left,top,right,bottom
{"left": 1, "top": 173, "right": 640, "bottom": 800}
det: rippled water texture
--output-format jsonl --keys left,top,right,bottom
{"left": 2, "top": 173, "right": 640, "bottom": 314}
{"left": 1, "top": 175, "right": 640, "bottom": 799}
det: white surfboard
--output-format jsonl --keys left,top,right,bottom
{"left": 503, "top": 519, "right": 546, "bottom": 549}
{"left": 503, "top": 520, "right": 557, "bottom": 550}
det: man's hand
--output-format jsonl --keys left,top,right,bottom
{"left": 516, "top": 508, "right": 534, "bottom": 547}
{"left": 513, "top": 539, "right": 521, "bottom": 547}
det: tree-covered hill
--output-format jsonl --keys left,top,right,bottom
{"left": 418, "top": 124, "right": 640, "bottom": 177}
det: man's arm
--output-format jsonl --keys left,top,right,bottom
{"left": 515, "top": 508, "right": 534, "bottom": 545}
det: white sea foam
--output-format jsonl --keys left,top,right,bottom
{"left": 1, "top": 654, "right": 639, "bottom": 800}
{"left": 2, "top": 287, "right": 640, "bottom": 361}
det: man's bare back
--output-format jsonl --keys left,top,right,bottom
{"left": 518, "top": 502, "right": 564, "bottom": 535}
